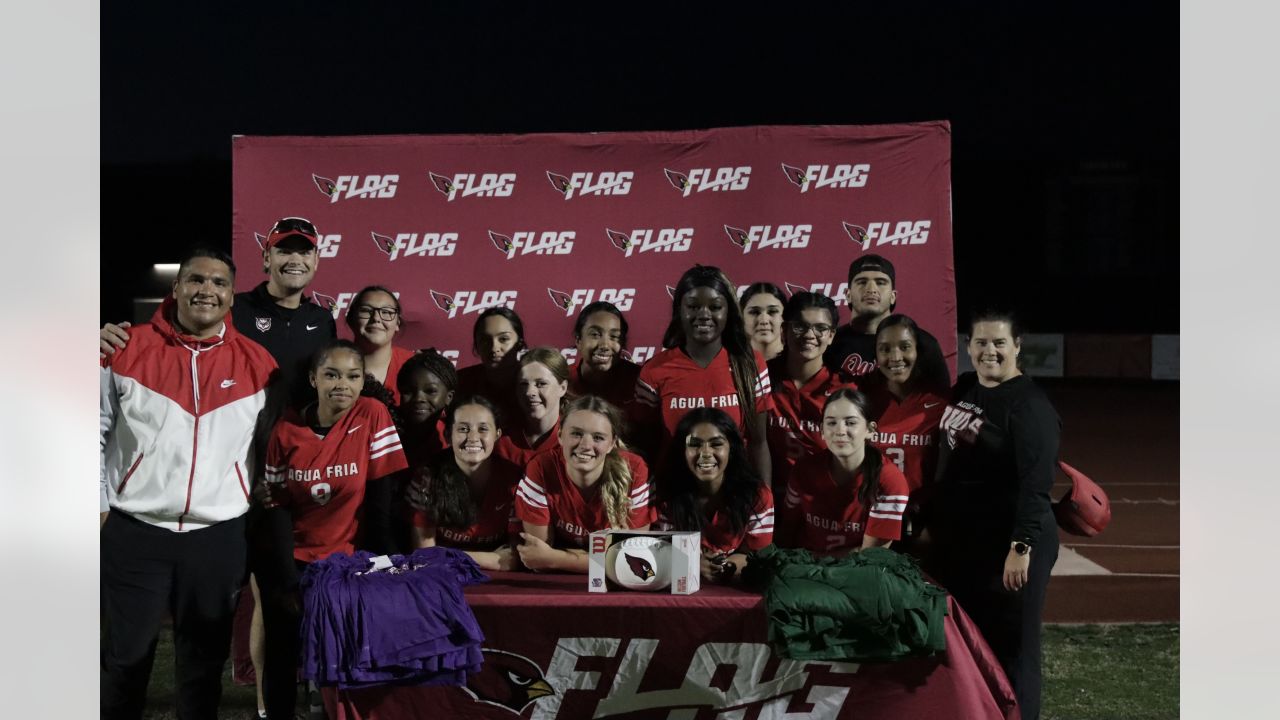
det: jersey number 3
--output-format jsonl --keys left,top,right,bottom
{"left": 885, "top": 448, "right": 906, "bottom": 473}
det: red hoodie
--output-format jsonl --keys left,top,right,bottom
{"left": 100, "top": 297, "right": 278, "bottom": 531}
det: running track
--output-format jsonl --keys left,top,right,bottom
{"left": 1039, "top": 379, "right": 1178, "bottom": 623}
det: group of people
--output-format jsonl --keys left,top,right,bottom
{"left": 100, "top": 216, "right": 1061, "bottom": 720}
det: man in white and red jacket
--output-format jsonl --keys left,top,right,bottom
{"left": 100, "top": 247, "right": 277, "bottom": 720}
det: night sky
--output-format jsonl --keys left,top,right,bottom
{"left": 102, "top": 1, "right": 1177, "bottom": 333}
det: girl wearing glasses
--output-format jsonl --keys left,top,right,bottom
{"left": 633, "top": 266, "right": 773, "bottom": 483}
{"left": 495, "top": 347, "right": 569, "bottom": 470}
{"left": 456, "top": 306, "right": 528, "bottom": 433}
{"left": 345, "top": 285, "right": 414, "bottom": 405}
{"left": 765, "top": 291, "right": 859, "bottom": 495}
{"left": 515, "top": 396, "right": 653, "bottom": 573}
{"left": 653, "top": 408, "right": 774, "bottom": 583}
{"left": 777, "top": 388, "right": 908, "bottom": 557}
{"left": 740, "top": 282, "right": 788, "bottom": 362}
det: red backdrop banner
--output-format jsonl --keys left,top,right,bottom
{"left": 232, "top": 123, "right": 955, "bottom": 371}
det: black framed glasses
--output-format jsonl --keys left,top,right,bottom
{"left": 354, "top": 305, "right": 399, "bottom": 322}
{"left": 788, "top": 320, "right": 834, "bottom": 337}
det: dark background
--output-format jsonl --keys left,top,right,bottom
{"left": 102, "top": 1, "right": 1177, "bottom": 333}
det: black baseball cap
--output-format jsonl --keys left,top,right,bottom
{"left": 846, "top": 254, "right": 896, "bottom": 286}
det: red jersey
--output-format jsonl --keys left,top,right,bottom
{"left": 654, "top": 485, "right": 775, "bottom": 555}
{"left": 455, "top": 363, "right": 523, "bottom": 432}
{"left": 514, "top": 450, "right": 654, "bottom": 549}
{"left": 634, "top": 347, "right": 774, "bottom": 441}
{"left": 380, "top": 345, "right": 416, "bottom": 405}
{"left": 265, "top": 397, "right": 409, "bottom": 562}
{"left": 493, "top": 422, "right": 561, "bottom": 471}
{"left": 864, "top": 382, "right": 945, "bottom": 495}
{"left": 410, "top": 457, "right": 523, "bottom": 551}
{"left": 778, "top": 450, "right": 909, "bottom": 555}
{"left": 765, "top": 358, "right": 858, "bottom": 490}
{"left": 569, "top": 359, "right": 641, "bottom": 412}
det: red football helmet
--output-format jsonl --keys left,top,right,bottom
{"left": 1054, "top": 460, "right": 1111, "bottom": 537}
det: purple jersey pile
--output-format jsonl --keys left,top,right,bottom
{"left": 299, "top": 547, "right": 488, "bottom": 689}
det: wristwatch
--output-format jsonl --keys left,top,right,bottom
{"left": 1011, "top": 541, "right": 1032, "bottom": 556}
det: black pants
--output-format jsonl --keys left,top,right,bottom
{"left": 938, "top": 534, "right": 1058, "bottom": 720}
{"left": 101, "top": 510, "right": 247, "bottom": 720}
{"left": 260, "top": 560, "right": 308, "bottom": 720}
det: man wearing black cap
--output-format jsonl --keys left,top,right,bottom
{"left": 823, "top": 253, "right": 947, "bottom": 385}
{"left": 102, "top": 216, "right": 336, "bottom": 407}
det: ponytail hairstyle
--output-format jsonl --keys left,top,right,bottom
{"left": 875, "top": 314, "right": 951, "bottom": 395}
{"left": 420, "top": 395, "right": 502, "bottom": 530}
{"left": 657, "top": 408, "right": 763, "bottom": 536}
{"left": 562, "top": 395, "right": 635, "bottom": 529}
{"left": 663, "top": 265, "right": 761, "bottom": 433}
{"left": 822, "top": 388, "right": 883, "bottom": 512}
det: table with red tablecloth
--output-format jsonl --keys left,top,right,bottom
{"left": 320, "top": 571, "right": 1018, "bottom": 719}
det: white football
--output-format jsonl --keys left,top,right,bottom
{"left": 604, "top": 535, "right": 672, "bottom": 592}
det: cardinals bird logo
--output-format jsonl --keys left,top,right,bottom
{"left": 313, "top": 174, "right": 338, "bottom": 198}
{"left": 783, "top": 281, "right": 810, "bottom": 298}
{"left": 464, "top": 649, "right": 555, "bottom": 715}
{"left": 547, "top": 288, "right": 575, "bottom": 312}
{"left": 606, "top": 228, "right": 634, "bottom": 252}
{"left": 311, "top": 292, "right": 338, "bottom": 313}
{"left": 624, "top": 552, "right": 656, "bottom": 582}
{"left": 663, "top": 168, "right": 691, "bottom": 191}
{"left": 253, "top": 232, "right": 267, "bottom": 251}
{"left": 842, "top": 222, "right": 869, "bottom": 250}
{"left": 546, "top": 171, "right": 573, "bottom": 195}
{"left": 430, "top": 290, "right": 458, "bottom": 314}
{"left": 429, "top": 172, "right": 456, "bottom": 197}
{"left": 723, "top": 224, "right": 750, "bottom": 250}
{"left": 780, "top": 163, "right": 810, "bottom": 190}
{"left": 489, "top": 231, "right": 515, "bottom": 255}
{"left": 371, "top": 232, "right": 397, "bottom": 256}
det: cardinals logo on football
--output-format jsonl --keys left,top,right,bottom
{"left": 780, "top": 163, "right": 870, "bottom": 193}
{"left": 624, "top": 553, "right": 656, "bottom": 582}
{"left": 546, "top": 170, "right": 633, "bottom": 200}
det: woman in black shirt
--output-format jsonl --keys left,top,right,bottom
{"left": 927, "top": 309, "right": 1060, "bottom": 720}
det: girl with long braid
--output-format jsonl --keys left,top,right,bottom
{"left": 633, "top": 265, "right": 773, "bottom": 483}
{"left": 776, "top": 388, "right": 909, "bottom": 556}
{"left": 515, "top": 395, "right": 653, "bottom": 573}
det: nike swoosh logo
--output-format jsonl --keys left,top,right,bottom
{"left": 924, "top": 402, "right": 942, "bottom": 408}
{"left": 306, "top": 325, "right": 319, "bottom": 331}
{"left": 220, "top": 379, "right": 236, "bottom": 389}
{"left": 347, "top": 425, "right": 362, "bottom": 434}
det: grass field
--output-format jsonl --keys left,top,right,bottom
{"left": 138, "top": 623, "right": 1179, "bottom": 719}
